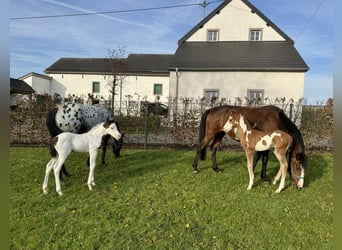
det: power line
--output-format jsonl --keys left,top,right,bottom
{"left": 10, "top": 0, "right": 224, "bottom": 21}
{"left": 295, "top": 0, "right": 326, "bottom": 40}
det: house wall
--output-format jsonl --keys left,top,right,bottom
{"left": 186, "top": 0, "right": 285, "bottom": 42}
{"left": 123, "top": 75, "right": 170, "bottom": 102}
{"left": 21, "top": 75, "right": 51, "bottom": 95}
{"left": 169, "top": 71, "right": 305, "bottom": 102}
{"left": 47, "top": 73, "right": 170, "bottom": 103}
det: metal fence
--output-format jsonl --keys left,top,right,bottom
{"left": 10, "top": 94, "right": 333, "bottom": 150}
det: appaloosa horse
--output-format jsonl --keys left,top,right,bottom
{"left": 192, "top": 105, "right": 306, "bottom": 189}
{"left": 46, "top": 102, "right": 124, "bottom": 178}
{"left": 43, "top": 118, "right": 121, "bottom": 196}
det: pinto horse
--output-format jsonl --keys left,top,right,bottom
{"left": 43, "top": 118, "right": 121, "bottom": 195}
{"left": 46, "top": 103, "right": 124, "bottom": 178}
{"left": 192, "top": 105, "right": 306, "bottom": 189}
{"left": 228, "top": 111, "right": 294, "bottom": 192}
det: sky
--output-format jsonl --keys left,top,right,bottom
{"left": 10, "top": 0, "right": 332, "bottom": 104}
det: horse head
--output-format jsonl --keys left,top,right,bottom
{"left": 103, "top": 117, "right": 121, "bottom": 141}
{"left": 112, "top": 133, "right": 125, "bottom": 158}
{"left": 290, "top": 152, "right": 306, "bottom": 190}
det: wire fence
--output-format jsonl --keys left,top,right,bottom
{"left": 10, "top": 93, "right": 333, "bottom": 150}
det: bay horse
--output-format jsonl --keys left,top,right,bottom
{"left": 43, "top": 118, "right": 121, "bottom": 196}
{"left": 192, "top": 105, "right": 306, "bottom": 189}
{"left": 46, "top": 103, "right": 125, "bottom": 179}
{"left": 228, "top": 111, "right": 295, "bottom": 192}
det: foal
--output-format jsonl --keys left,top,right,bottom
{"left": 228, "top": 112, "right": 292, "bottom": 193}
{"left": 43, "top": 118, "right": 121, "bottom": 196}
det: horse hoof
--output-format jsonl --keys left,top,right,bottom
{"left": 193, "top": 170, "right": 198, "bottom": 174}
{"left": 43, "top": 188, "right": 48, "bottom": 194}
{"left": 261, "top": 176, "right": 271, "bottom": 183}
{"left": 57, "top": 191, "right": 63, "bottom": 196}
{"left": 214, "top": 168, "right": 222, "bottom": 173}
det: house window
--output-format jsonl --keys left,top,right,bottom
{"left": 247, "top": 89, "right": 264, "bottom": 104}
{"left": 204, "top": 89, "right": 219, "bottom": 102}
{"left": 154, "top": 84, "right": 163, "bottom": 95}
{"left": 249, "top": 29, "right": 262, "bottom": 41}
{"left": 92, "top": 82, "right": 100, "bottom": 93}
{"left": 207, "top": 29, "right": 219, "bottom": 41}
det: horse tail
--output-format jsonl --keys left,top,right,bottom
{"left": 199, "top": 109, "right": 210, "bottom": 160}
{"left": 46, "top": 107, "right": 64, "bottom": 138}
{"left": 49, "top": 136, "right": 58, "bottom": 158}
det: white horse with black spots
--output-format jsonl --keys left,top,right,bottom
{"left": 46, "top": 102, "right": 124, "bottom": 179}
{"left": 43, "top": 118, "right": 121, "bottom": 196}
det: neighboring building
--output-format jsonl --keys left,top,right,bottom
{"left": 19, "top": 72, "right": 52, "bottom": 95}
{"left": 44, "top": 54, "right": 173, "bottom": 103}
{"left": 22, "top": 0, "right": 309, "bottom": 105}
{"left": 10, "top": 77, "right": 35, "bottom": 109}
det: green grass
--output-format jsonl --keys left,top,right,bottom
{"left": 10, "top": 147, "right": 332, "bottom": 249}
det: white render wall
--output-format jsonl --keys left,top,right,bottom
{"left": 169, "top": 71, "right": 305, "bottom": 102}
{"left": 20, "top": 75, "right": 51, "bottom": 95}
{"left": 123, "top": 75, "right": 170, "bottom": 102}
{"left": 187, "top": 0, "right": 285, "bottom": 42}
{"left": 47, "top": 73, "right": 170, "bottom": 103}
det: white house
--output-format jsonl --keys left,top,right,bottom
{"left": 168, "top": 0, "right": 309, "bottom": 103}
{"left": 22, "top": 0, "right": 309, "bottom": 106}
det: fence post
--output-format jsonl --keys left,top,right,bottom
{"left": 144, "top": 102, "right": 149, "bottom": 149}
{"left": 289, "top": 103, "right": 293, "bottom": 121}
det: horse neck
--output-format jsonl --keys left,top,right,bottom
{"left": 235, "top": 115, "right": 251, "bottom": 147}
{"left": 88, "top": 123, "right": 108, "bottom": 143}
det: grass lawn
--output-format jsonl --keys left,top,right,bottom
{"left": 10, "top": 147, "right": 332, "bottom": 249}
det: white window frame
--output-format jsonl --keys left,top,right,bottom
{"left": 247, "top": 89, "right": 264, "bottom": 104}
{"left": 207, "top": 29, "right": 219, "bottom": 41}
{"left": 249, "top": 29, "right": 262, "bottom": 41}
{"left": 204, "top": 89, "right": 219, "bottom": 102}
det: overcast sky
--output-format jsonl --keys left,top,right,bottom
{"left": 10, "top": 0, "right": 332, "bottom": 104}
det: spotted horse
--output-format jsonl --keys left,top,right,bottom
{"left": 46, "top": 102, "right": 125, "bottom": 178}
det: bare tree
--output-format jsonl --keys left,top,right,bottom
{"left": 106, "top": 46, "right": 127, "bottom": 115}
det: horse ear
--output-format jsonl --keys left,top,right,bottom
{"left": 103, "top": 116, "right": 111, "bottom": 128}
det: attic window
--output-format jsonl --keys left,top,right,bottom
{"left": 249, "top": 29, "right": 262, "bottom": 41}
{"left": 207, "top": 29, "right": 219, "bottom": 41}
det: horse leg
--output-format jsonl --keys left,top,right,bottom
{"left": 101, "top": 134, "right": 110, "bottom": 166}
{"left": 42, "top": 158, "right": 56, "bottom": 194}
{"left": 253, "top": 151, "right": 262, "bottom": 171}
{"left": 210, "top": 131, "right": 225, "bottom": 172}
{"left": 87, "top": 150, "right": 98, "bottom": 190}
{"left": 60, "top": 164, "right": 71, "bottom": 180}
{"left": 245, "top": 149, "right": 255, "bottom": 190}
{"left": 260, "top": 151, "right": 270, "bottom": 182}
{"left": 53, "top": 155, "right": 68, "bottom": 196}
{"left": 192, "top": 135, "right": 212, "bottom": 173}
{"left": 273, "top": 151, "right": 288, "bottom": 193}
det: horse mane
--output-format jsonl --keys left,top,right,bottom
{"left": 46, "top": 107, "right": 64, "bottom": 138}
{"left": 277, "top": 109, "right": 307, "bottom": 168}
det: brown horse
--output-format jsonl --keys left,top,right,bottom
{"left": 192, "top": 105, "right": 306, "bottom": 189}
{"left": 228, "top": 111, "right": 294, "bottom": 192}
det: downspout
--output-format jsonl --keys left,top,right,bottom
{"left": 175, "top": 68, "right": 179, "bottom": 115}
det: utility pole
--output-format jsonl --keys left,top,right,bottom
{"left": 200, "top": 0, "right": 208, "bottom": 17}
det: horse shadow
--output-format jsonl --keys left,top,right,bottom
{"left": 251, "top": 152, "right": 330, "bottom": 188}
{"left": 210, "top": 148, "right": 330, "bottom": 190}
